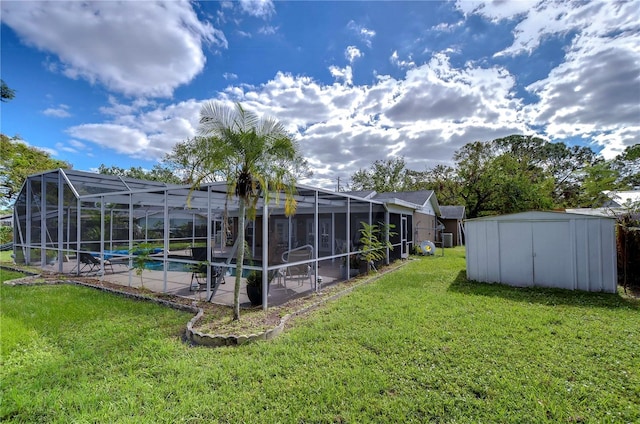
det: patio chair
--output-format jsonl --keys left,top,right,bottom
{"left": 189, "top": 246, "right": 225, "bottom": 294}
{"left": 280, "top": 244, "right": 314, "bottom": 290}
{"left": 78, "top": 252, "right": 114, "bottom": 274}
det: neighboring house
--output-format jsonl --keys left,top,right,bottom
{"left": 602, "top": 190, "right": 640, "bottom": 208}
{"left": 439, "top": 205, "right": 466, "bottom": 246}
{"left": 372, "top": 191, "right": 441, "bottom": 246}
{"left": 567, "top": 190, "right": 640, "bottom": 218}
{"left": 346, "top": 190, "right": 442, "bottom": 248}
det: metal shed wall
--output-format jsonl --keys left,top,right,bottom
{"left": 465, "top": 211, "right": 617, "bottom": 293}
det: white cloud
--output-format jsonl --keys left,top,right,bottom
{"left": 99, "top": 96, "right": 155, "bottom": 117}
{"left": 66, "top": 99, "right": 203, "bottom": 161}
{"left": 1, "top": 1, "right": 226, "bottom": 98}
{"left": 347, "top": 21, "right": 376, "bottom": 48}
{"left": 524, "top": 33, "right": 640, "bottom": 158}
{"left": 455, "top": 0, "right": 532, "bottom": 23}
{"left": 456, "top": 1, "right": 640, "bottom": 157}
{"left": 44, "top": 1, "right": 637, "bottom": 187}
{"left": 60, "top": 50, "right": 536, "bottom": 187}
{"left": 67, "top": 124, "right": 151, "bottom": 155}
{"left": 345, "top": 46, "right": 363, "bottom": 64}
{"left": 390, "top": 51, "right": 415, "bottom": 69}
{"left": 431, "top": 21, "right": 463, "bottom": 33}
{"left": 43, "top": 104, "right": 71, "bottom": 118}
{"left": 212, "top": 57, "right": 530, "bottom": 187}
{"left": 56, "top": 141, "right": 78, "bottom": 154}
{"left": 12, "top": 137, "right": 61, "bottom": 158}
{"left": 223, "top": 73, "right": 239, "bottom": 81}
{"left": 68, "top": 139, "right": 87, "bottom": 149}
{"left": 258, "top": 25, "right": 279, "bottom": 35}
{"left": 457, "top": 1, "right": 639, "bottom": 57}
{"left": 329, "top": 66, "right": 353, "bottom": 85}
{"left": 239, "top": 0, "right": 275, "bottom": 19}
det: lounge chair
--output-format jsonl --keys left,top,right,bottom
{"left": 77, "top": 252, "right": 114, "bottom": 274}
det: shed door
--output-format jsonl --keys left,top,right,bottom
{"left": 532, "top": 221, "right": 573, "bottom": 289}
{"left": 498, "top": 222, "right": 533, "bottom": 286}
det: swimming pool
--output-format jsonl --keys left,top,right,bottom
{"left": 143, "top": 260, "right": 193, "bottom": 272}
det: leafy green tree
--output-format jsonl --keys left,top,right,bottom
{"left": 1, "top": 79, "right": 15, "bottom": 102}
{"left": 580, "top": 161, "right": 620, "bottom": 207}
{"left": 452, "top": 141, "right": 498, "bottom": 218}
{"left": 484, "top": 153, "right": 554, "bottom": 214}
{"left": 449, "top": 137, "right": 561, "bottom": 217}
{"left": 349, "top": 157, "right": 411, "bottom": 192}
{"left": 97, "top": 164, "right": 182, "bottom": 184}
{"left": 416, "top": 164, "right": 463, "bottom": 205}
{"left": 170, "top": 102, "right": 306, "bottom": 320}
{"left": 613, "top": 144, "right": 640, "bottom": 189}
{"left": 163, "top": 137, "right": 220, "bottom": 184}
{"left": 493, "top": 134, "right": 597, "bottom": 207}
{"left": 0, "top": 134, "right": 71, "bottom": 207}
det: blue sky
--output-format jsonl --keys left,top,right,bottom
{"left": 1, "top": 0, "right": 639, "bottom": 189}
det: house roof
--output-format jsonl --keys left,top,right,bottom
{"left": 373, "top": 190, "right": 434, "bottom": 205}
{"left": 341, "top": 189, "right": 441, "bottom": 215}
{"left": 439, "top": 205, "right": 465, "bottom": 220}
{"left": 373, "top": 190, "right": 440, "bottom": 215}
{"left": 602, "top": 190, "right": 640, "bottom": 208}
{"left": 343, "top": 190, "right": 376, "bottom": 199}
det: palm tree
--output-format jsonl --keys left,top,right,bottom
{"left": 192, "top": 101, "right": 304, "bottom": 320}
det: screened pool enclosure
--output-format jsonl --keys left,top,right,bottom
{"left": 13, "top": 169, "right": 413, "bottom": 308}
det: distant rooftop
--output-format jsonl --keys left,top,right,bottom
{"left": 603, "top": 190, "right": 640, "bottom": 208}
{"left": 372, "top": 190, "right": 435, "bottom": 206}
{"left": 439, "top": 205, "right": 465, "bottom": 220}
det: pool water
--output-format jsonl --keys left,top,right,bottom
{"left": 142, "top": 260, "right": 244, "bottom": 275}
{"left": 143, "top": 261, "right": 193, "bottom": 272}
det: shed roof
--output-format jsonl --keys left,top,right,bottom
{"left": 440, "top": 205, "right": 465, "bottom": 220}
{"left": 466, "top": 210, "right": 614, "bottom": 222}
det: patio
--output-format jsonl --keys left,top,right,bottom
{"left": 41, "top": 248, "right": 348, "bottom": 307}
{"left": 14, "top": 169, "right": 404, "bottom": 309}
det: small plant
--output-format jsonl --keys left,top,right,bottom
{"left": 130, "top": 242, "right": 154, "bottom": 288}
{"left": 0, "top": 226, "right": 12, "bottom": 244}
{"left": 245, "top": 270, "right": 261, "bottom": 287}
{"left": 245, "top": 270, "right": 277, "bottom": 306}
{"left": 359, "top": 222, "right": 396, "bottom": 273}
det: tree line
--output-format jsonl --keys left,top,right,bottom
{"left": 3, "top": 131, "right": 637, "bottom": 220}
{"left": 349, "top": 135, "right": 639, "bottom": 218}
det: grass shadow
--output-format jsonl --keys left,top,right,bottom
{"left": 448, "top": 270, "right": 639, "bottom": 310}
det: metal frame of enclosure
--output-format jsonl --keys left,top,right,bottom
{"left": 13, "top": 169, "right": 414, "bottom": 309}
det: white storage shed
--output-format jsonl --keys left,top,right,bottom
{"left": 465, "top": 211, "right": 617, "bottom": 293}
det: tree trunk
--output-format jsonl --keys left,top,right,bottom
{"left": 233, "top": 197, "right": 246, "bottom": 321}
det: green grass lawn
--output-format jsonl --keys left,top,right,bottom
{"left": 2, "top": 248, "right": 639, "bottom": 423}
{"left": 0, "top": 250, "right": 13, "bottom": 263}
